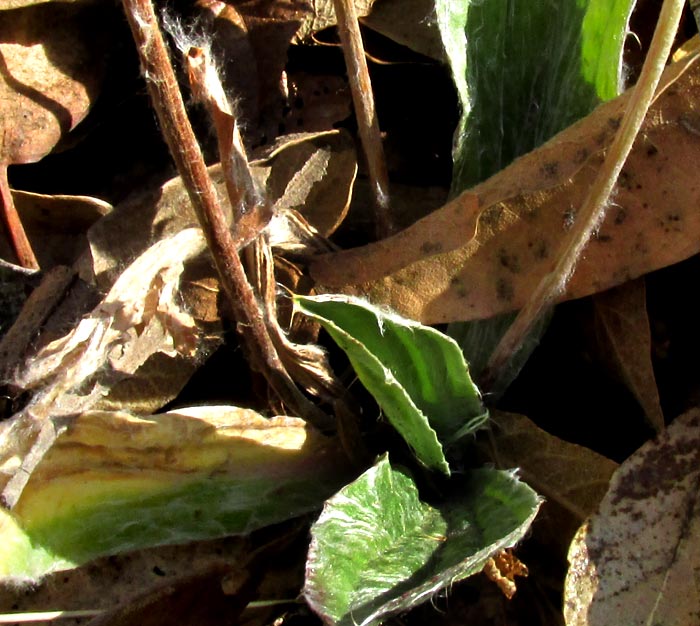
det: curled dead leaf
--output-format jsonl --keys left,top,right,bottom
{"left": 311, "top": 53, "right": 700, "bottom": 323}
{"left": 0, "top": 229, "right": 217, "bottom": 507}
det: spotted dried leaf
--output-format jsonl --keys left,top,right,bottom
{"left": 311, "top": 53, "right": 700, "bottom": 323}
{"left": 565, "top": 408, "right": 700, "bottom": 626}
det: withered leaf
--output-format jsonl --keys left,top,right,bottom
{"left": 89, "top": 130, "right": 355, "bottom": 288}
{"left": 311, "top": 53, "right": 700, "bottom": 324}
{"left": 565, "top": 408, "right": 700, "bottom": 626}
{"left": 360, "top": 0, "right": 444, "bottom": 61}
{"left": 0, "top": 3, "right": 104, "bottom": 165}
{"left": 0, "top": 229, "right": 218, "bottom": 507}
{"left": 0, "top": 190, "right": 112, "bottom": 268}
{"left": 592, "top": 279, "right": 664, "bottom": 432}
{"left": 0, "top": 537, "right": 248, "bottom": 616}
{"left": 484, "top": 410, "right": 617, "bottom": 554}
{"left": 0, "top": 2, "right": 107, "bottom": 267}
{"left": 292, "top": 0, "right": 376, "bottom": 42}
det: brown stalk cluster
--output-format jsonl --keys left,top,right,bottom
{"left": 121, "top": 0, "right": 334, "bottom": 429}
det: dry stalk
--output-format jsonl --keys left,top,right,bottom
{"left": 482, "top": 0, "right": 687, "bottom": 390}
{"left": 120, "top": 0, "right": 331, "bottom": 429}
{"left": 332, "top": 0, "right": 392, "bottom": 238}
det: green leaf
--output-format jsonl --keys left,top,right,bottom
{"left": 438, "top": 0, "right": 634, "bottom": 392}
{"left": 294, "top": 295, "right": 486, "bottom": 475}
{"left": 304, "top": 455, "right": 541, "bottom": 626}
{"left": 0, "top": 407, "right": 353, "bottom": 581}
{"left": 436, "top": 0, "right": 635, "bottom": 190}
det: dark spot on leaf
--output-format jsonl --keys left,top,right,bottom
{"left": 498, "top": 248, "right": 521, "bottom": 273}
{"left": 496, "top": 277, "right": 514, "bottom": 302}
{"left": 618, "top": 170, "right": 632, "bottom": 190}
{"left": 480, "top": 205, "right": 505, "bottom": 229}
{"left": 575, "top": 147, "right": 589, "bottom": 163}
{"left": 614, "top": 208, "right": 627, "bottom": 225}
{"left": 450, "top": 277, "right": 468, "bottom": 299}
{"left": 528, "top": 239, "right": 548, "bottom": 259}
{"left": 420, "top": 241, "right": 443, "bottom": 254}
{"left": 152, "top": 565, "right": 166, "bottom": 576}
{"left": 541, "top": 161, "right": 558, "bottom": 178}
{"left": 646, "top": 144, "right": 658, "bottom": 157}
{"left": 608, "top": 116, "right": 621, "bottom": 130}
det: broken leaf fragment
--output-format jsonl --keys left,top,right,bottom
{"left": 565, "top": 408, "right": 700, "bottom": 626}
{"left": 0, "top": 406, "right": 353, "bottom": 582}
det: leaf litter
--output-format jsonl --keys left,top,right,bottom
{"left": 0, "top": 1, "right": 699, "bottom": 625}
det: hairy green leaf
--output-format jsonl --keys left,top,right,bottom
{"left": 294, "top": 295, "right": 486, "bottom": 475}
{"left": 0, "top": 407, "right": 353, "bottom": 581}
{"left": 304, "top": 455, "right": 541, "bottom": 626}
{"left": 436, "top": 0, "right": 635, "bottom": 189}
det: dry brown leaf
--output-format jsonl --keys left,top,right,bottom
{"left": 0, "top": 3, "right": 106, "bottom": 268}
{"left": 87, "top": 130, "right": 356, "bottom": 288}
{"left": 261, "top": 130, "right": 357, "bottom": 237}
{"left": 0, "top": 0, "right": 91, "bottom": 8}
{"left": 0, "top": 3, "right": 103, "bottom": 166}
{"left": 485, "top": 411, "right": 618, "bottom": 555}
{"left": 311, "top": 53, "right": 700, "bottom": 324}
{"left": 0, "top": 190, "right": 111, "bottom": 268}
{"left": 292, "top": 0, "right": 376, "bottom": 42}
{"left": 565, "top": 408, "right": 700, "bottom": 626}
{"left": 0, "top": 537, "right": 248, "bottom": 620}
{"left": 0, "top": 264, "right": 74, "bottom": 380}
{"left": 360, "top": 0, "right": 444, "bottom": 61}
{"left": 592, "top": 279, "right": 664, "bottom": 432}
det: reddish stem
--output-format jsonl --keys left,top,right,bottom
{"left": 0, "top": 164, "right": 38, "bottom": 269}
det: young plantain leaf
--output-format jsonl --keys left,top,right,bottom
{"left": 304, "top": 455, "right": 541, "bottom": 626}
{"left": 294, "top": 294, "right": 486, "bottom": 475}
{"left": 436, "top": 0, "right": 635, "bottom": 189}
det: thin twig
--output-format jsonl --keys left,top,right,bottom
{"left": 332, "top": 0, "right": 392, "bottom": 238}
{"left": 120, "top": 0, "right": 331, "bottom": 429}
{"left": 482, "top": 0, "right": 686, "bottom": 390}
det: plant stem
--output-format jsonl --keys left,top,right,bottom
{"left": 482, "top": 0, "right": 686, "bottom": 390}
{"left": 120, "top": 0, "right": 331, "bottom": 429}
{"left": 332, "top": 0, "right": 392, "bottom": 238}
{"left": 0, "top": 165, "right": 38, "bottom": 269}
